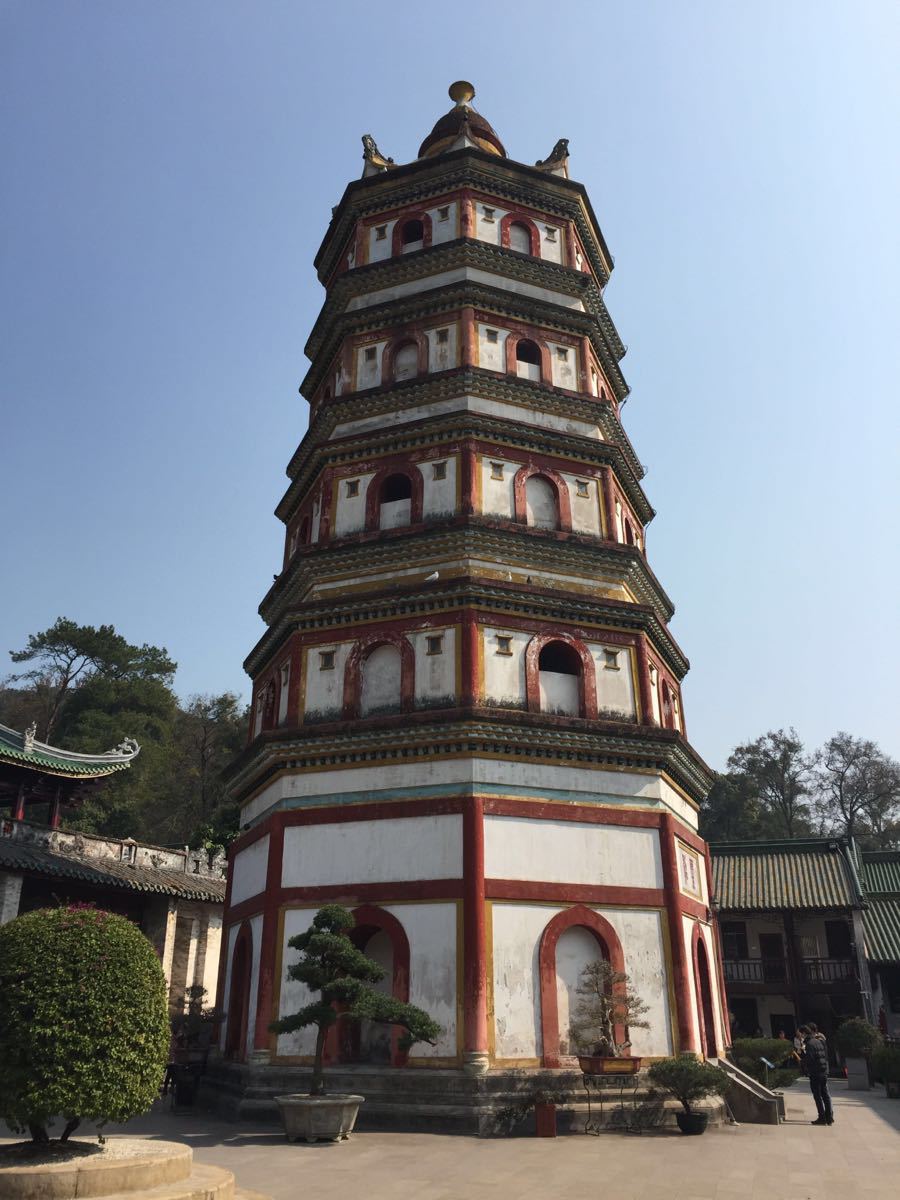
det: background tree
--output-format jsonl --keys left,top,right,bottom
{"left": 726, "top": 728, "right": 814, "bottom": 838}
{"left": 814, "top": 732, "right": 900, "bottom": 845}
{"left": 699, "top": 771, "right": 779, "bottom": 841}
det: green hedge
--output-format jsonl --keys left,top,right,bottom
{"left": 835, "top": 1018, "right": 882, "bottom": 1059}
{"left": 0, "top": 906, "right": 170, "bottom": 1140}
{"left": 872, "top": 1046, "right": 900, "bottom": 1085}
{"left": 731, "top": 1037, "right": 800, "bottom": 1088}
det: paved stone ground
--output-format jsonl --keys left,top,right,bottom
{"left": 6, "top": 1081, "right": 899, "bottom": 1200}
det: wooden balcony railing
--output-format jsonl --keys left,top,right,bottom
{"left": 722, "top": 957, "right": 857, "bottom": 987}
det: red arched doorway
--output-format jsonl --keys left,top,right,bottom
{"left": 224, "top": 922, "right": 253, "bottom": 1061}
{"left": 693, "top": 926, "right": 717, "bottom": 1058}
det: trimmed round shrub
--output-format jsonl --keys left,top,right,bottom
{"left": 0, "top": 906, "right": 169, "bottom": 1141}
{"left": 835, "top": 1017, "right": 882, "bottom": 1060}
{"left": 872, "top": 1045, "right": 900, "bottom": 1085}
{"left": 647, "top": 1056, "right": 730, "bottom": 1113}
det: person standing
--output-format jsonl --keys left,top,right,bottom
{"left": 802, "top": 1022, "right": 833, "bottom": 1125}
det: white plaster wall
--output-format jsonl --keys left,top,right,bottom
{"left": 491, "top": 903, "right": 673, "bottom": 1060}
{"left": 246, "top": 913, "right": 263, "bottom": 1056}
{"left": 242, "top": 759, "right": 700, "bottom": 830}
{"left": 563, "top": 473, "right": 602, "bottom": 536}
{"left": 422, "top": 455, "right": 458, "bottom": 516}
{"left": 310, "top": 493, "right": 322, "bottom": 543}
{"left": 556, "top": 925, "right": 600, "bottom": 1055}
{"left": 516, "top": 360, "right": 541, "bottom": 383}
{"left": 384, "top": 902, "right": 458, "bottom": 1057}
{"left": 484, "top": 816, "right": 664, "bottom": 888}
{"left": 700, "top": 921, "right": 724, "bottom": 1050}
{"left": 330, "top": 395, "right": 603, "bottom": 442}
{"left": 426, "top": 325, "right": 458, "bottom": 373}
{"left": 589, "top": 644, "right": 637, "bottom": 719}
{"left": 303, "top": 640, "right": 353, "bottom": 718}
{"left": 548, "top": 342, "right": 577, "bottom": 390}
{"left": 675, "top": 839, "right": 708, "bottom": 903}
{"left": 230, "top": 835, "right": 270, "bottom": 906}
{"left": 276, "top": 906, "right": 319, "bottom": 1056}
{"left": 355, "top": 341, "right": 387, "bottom": 390}
{"left": 360, "top": 643, "right": 402, "bottom": 714}
{"left": 429, "top": 201, "right": 457, "bottom": 245}
{"left": 368, "top": 220, "right": 397, "bottom": 263}
{"left": 281, "top": 815, "right": 463, "bottom": 887}
{"left": 409, "top": 626, "right": 457, "bottom": 703}
{"left": 379, "top": 497, "right": 411, "bottom": 529}
{"left": 477, "top": 323, "right": 509, "bottom": 372}
{"left": 481, "top": 626, "right": 528, "bottom": 704}
{"left": 334, "top": 472, "right": 375, "bottom": 536}
{"left": 475, "top": 203, "right": 507, "bottom": 243}
{"left": 202, "top": 913, "right": 222, "bottom": 1001}
{"left": 525, "top": 475, "right": 558, "bottom": 528}
{"left": 539, "top": 670, "right": 579, "bottom": 715}
{"left": 358, "top": 930, "right": 393, "bottom": 1061}
{"left": 480, "top": 457, "right": 516, "bottom": 518}
{"left": 541, "top": 223, "right": 563, "bottom": 264}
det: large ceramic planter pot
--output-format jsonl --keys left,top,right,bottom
{"left": 275, "top": 1094, "right": 365, "bottom": 1143}
{"left": 885, "top": 1081, "right": 900, "bottom": 1099}
{"left": 675, "top": 1111, "right": 709, "bottom": 1136}
{"left": 845, "top": 1056, "right": 870, "bottom": 1090}
{"left": 578, "top": 1055, "right": 642, "bottom": 1076}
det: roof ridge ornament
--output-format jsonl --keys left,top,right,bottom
{"left": 23, "top": 722, "right": 36, "bottom": 751}
{"left": 361, "top": 134, "right": 396, "bottom": 178}
{"left": 535, "top": 138, "right": 570, "bottom": 178}
{"left": 449, "top": 80, "right": 476, "bottom": 107}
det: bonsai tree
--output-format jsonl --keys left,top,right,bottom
{"left": 836, "top": 1017, "right": 882, "bottom": 1060}
{"left": 0, "top": 905, "right": 169, "bottom": 1144}
{"left": 271, "top": 904, "right": 441, "bottom": 1094}
{"left": 648, "top": 1056, "right": 730, "bottom": 1114}
{"left": 568, "top": 959, "right": 650, "bottom": 1057}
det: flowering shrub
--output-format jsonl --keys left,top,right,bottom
{"left": 0, "top": 906, "right": 169, "bottom": 1142}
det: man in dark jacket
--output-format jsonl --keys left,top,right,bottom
{"left": 802, "top": 1022, "right": 833, "bottom": 1125}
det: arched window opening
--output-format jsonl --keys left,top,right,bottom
{"left": 299, "top": 517, "right": 310, "bottom": 546}
{"left": 400, "top": 219, "right": 424, "bottom": 253}
{"left": 342, "top": 928, "right": 394, "bottom": 1064}
{"left": 360, "top": 644, "right": 402, "bottom": 717}
{"left": 525, "top": 475, "right": 559, "bottom": 530}
{"left": 661, "top": 680, "right": 675, "bottom": 730}
{"left": 556, "top": 927, "right": 606, "bottom": 1058}
{"left": 516, "top": 339, "right": 542, "bottom": 382}
{"left": 224, "top": 928, "right": 252, "bottom": 1061}
{"left": 509, "top": 222, "right": 532, "bottom": 255}
{"left": 538, "top": 641, "right": 582, "bottom": 716}
{"left": 695, "top": 936, "right": 717, "bottom": 1057}
{"left": 624, "top": 520, "right": 636, "bottom": 546}
{"left": 393, "top": 342, "right": 419, "bottom": 382}
{"left": 379, "top": 472, "right": 412, "bottom": 529}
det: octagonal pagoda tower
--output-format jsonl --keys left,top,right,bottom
{"left": 217, "top": 84, "right": 727, "bottom": 1115}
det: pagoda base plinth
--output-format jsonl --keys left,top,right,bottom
{"left": 197, "top": 1062, "right": 726, "bottom": 1136}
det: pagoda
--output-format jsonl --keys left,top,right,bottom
{"left": 215, "top": 84, "right": 728, "bottom": 1123}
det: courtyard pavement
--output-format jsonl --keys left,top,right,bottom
{"left": 7, "top": 1080, "right": 900, "bottom": 1200}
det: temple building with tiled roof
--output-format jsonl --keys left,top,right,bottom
{"left": 858, "top": 848, "right": 900, "bottom": 1037}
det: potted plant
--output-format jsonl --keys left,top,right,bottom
{"left": 836, "top": 1017, "right": 882, "bottom": 1090}
{"left": 569, "top": 960, "right": 649, "bottom": 1074}
{"left": 270, "top": 904, "right": 441, "bottom": 1143}
{"left": 872, "top": 1046, "right": 900, "bottom": 1099}
{"left": 648, "top": 1056, "right": 730, "bottom": 1134}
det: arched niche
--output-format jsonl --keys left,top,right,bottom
{"left": 224, "top": 922, "right": 253, "bottom": 1062}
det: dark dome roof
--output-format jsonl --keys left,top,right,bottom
{"left": 418, "top": 82, "right": 506, "bottom": 159}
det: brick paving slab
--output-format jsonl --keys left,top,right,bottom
{"left": 5, "top": 1081, "right": 898, "bottom": 1200}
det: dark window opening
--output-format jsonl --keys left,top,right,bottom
{"left": 380, "top": 473, "right": 412, "bottom": 503}
{"left": 401, "top": 219, "right": 424, "bottom": 246}
{"left": 516, "top": 339, "right": 541, "bottom": 365}
{"left": 721, "top": 921, "right": 748, "bottom": 960}
{"left": 538, "top": 642, "right": 581, "bottom": 675}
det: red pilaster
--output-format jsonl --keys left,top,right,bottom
{"left": 254, "top": 817, "right": 286, "bottom": 1052}
{"left": 660, "top": 813, "right": 697, "bottom": 1054}
{"left": 461, "top": 306, "right": 476, "bottom": 368}
{"left": 601, "top": 465, "right": 618, "bottom": 541}
{"left": 579, "top": 335, "right": 592, "bottom": 393}
{"left": 461, "top": 442, "right": 477, "bottom": 516}
{"left": 460, "top": 615, "right": 479, "bottom": 706}
{"left": 703, "top": 849, "right": 732, "bottom": 1046}
{"left": 463, "top": 796, "right": 488, "bottom": 1067}
{"left": 635, "top": 635, "right": 656, "bottom": 726}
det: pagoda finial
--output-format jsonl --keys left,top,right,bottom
{"left": 448, "top": 80, "right": 476, "bottom": 107}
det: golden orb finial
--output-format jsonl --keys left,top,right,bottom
{"left": 449, "top": 80, "right": 476, "bottom": 107}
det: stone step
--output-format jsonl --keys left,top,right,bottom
{"left": 234, "top": 1189, "right": 272, "bottom": 1200}
{"left": 0, "top": 1141, "right": 193, "bottom": 1199}
{"left": 94, "top": 1164, "right": 235, "bottom": 1200}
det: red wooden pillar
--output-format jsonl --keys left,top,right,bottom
{"left": 460, "top": 616, "right": 479, "bottom": 707}
{"left": 703, "top": 850, "right": 732, "bottom": 1047}
{"left": 461, "top": 306, "right": 476, "bottom": 369}
{"left": 49, "top": 787, "right": 62, "bottom": 830}
{"left": 635, "top": 636, "right": 656, "bottom": 726}
{"left": 254, "top": 818, "right": 286, "bottom": 1056}
{"left": 660, "top": 813, "right": 697, "bottom": 1055}
{"left": 579, "top": 335, "right": 593, "bottom": 393}
{"left": 601, "top": 466, "right": 618, "bottom": 542}
{"left": 460, "top": 443, "right": 477, "bottom": 516}
{"left": 463, "top": 796, "right": 488, "bottom": 1073}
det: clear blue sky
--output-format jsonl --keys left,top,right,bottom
{"left": 2, "top": 1, "right": 898, "bottom": 770}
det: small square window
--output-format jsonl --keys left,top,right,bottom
{"left": 544, "top": 226, "right": 557, "bottom": 241}
{"left": 556, "top": 347, "right": 569, "bottom": 360}
{"left": 495, "top": 635, "right": 513, "bottom": 656}
{"left": 319, "top": 650, "right": 336, "bottom": 671}
{"left": 483, "top": 206, "right": 495, "bottom": 221}
{"left": 603, "top": 649, "right": 620, "bottom": 670}
{"left": 432, "top": 461, "right": 447, "bottom": 480}
{"left": 437, "top": 206, "right": 450, "bottom": 221}
{"left": 426, "top": 635, "right": 444, "bottom": 656}
{"left": 575, "top": 479, "right": 590, "bottom": 498}
{"left": 436, "top": 328, "right": 449, "bottom": 344}
{"left": 485, "top": 329, "right": 499, "bottom": 344}
{"left": 375, "top": 225, "right": 387, "bottom": 240}
{"left": 364, "top": 346, "right": 377, "bottom": 362}
{"left": 345, "top": 479, "right": 360, "bottom": 498}
{"left": 490, "top": 461, "right": 504, "bottom": 480}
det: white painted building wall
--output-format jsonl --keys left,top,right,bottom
{"left": 556, "top": 925, "right": 603, "bottom": 1055}
{"left": 481, "top": 626, "right": 529, "bottom": 703}
{"left": 303, "top": 639, "right": 354, "bottom": 718}
{"left": 491, "top": 903, "right": 673, "bottom": 1060}
{"left": 476, "top": 323, "right": 509, "bottom": 372}
{"left": 484, "top": 816, "right": 664, "bottom": 889}
{"left": 230, "top": 835, "right": 270, "bottom": 906}
{"left": 563, "top": 473, "right": 603, "bottom": 536}
{"left": 379, "top": 497, "right": 411, "bottom": 529}
{"left": 588, "top": 644, "right": 637, "bottom": 719}
{"left": 548, "top": 342, "right": 577, "bottom": 390}
{"left": 540, "top": 223, "right": 563, "bottom": 264}
{"left": 429, "top": 201, "right": 457, "bottom": 244}
{"left": 356, "top": 341, "right": 388, "bottom": 390}
{"left": 360, "top": 643, "right": 402, "bottom": 714}
{"left": 368, "top": 220, "right": 397, "bottom": 263}
{"left": 524, "top": 475, "right": 558, "bottom": 528}
{"left": 426, "top": 324, "right": 458, "bottom": 372}
{"left": 475, "top": 203, "right": 508, "bottom": 243}
{"left": 409, "top": 625, "right": 457, "bottom": 703}
{"left": 539, "top": 669, "right": 579, "bottom": 715}
{"left": 333, "top": 472, "right": 375, "bottom": 536}
{"left": 281, "top": 815, "right": 463, "bottom": 888}
{"left": 422, "top": 455, "right": 457, "bottom": 516}
{"left": 480, "top": 457, "right": 516, "bottom": 518}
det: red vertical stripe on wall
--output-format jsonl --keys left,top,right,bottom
{"left": 660, "top": 813, "right": 698, "bottom": 1054}
{"left": 463, "top": 796, "right": 488, "bottom": 1060}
